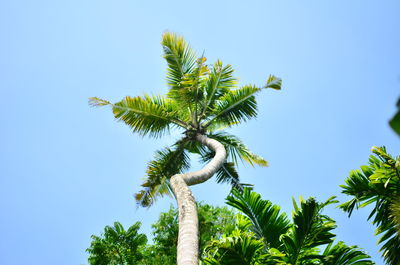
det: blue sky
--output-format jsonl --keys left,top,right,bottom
{"left": 1, "top": 0, "right": 399, "bottom": 264}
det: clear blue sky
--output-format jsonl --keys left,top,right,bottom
{"left": 1, "top": 0, "right": 399, "bottom": 264}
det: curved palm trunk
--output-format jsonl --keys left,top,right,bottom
{"left": 170, "top": 134, "right": 226, "bottom": 265}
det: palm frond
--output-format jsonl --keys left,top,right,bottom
{"left": 339, "top": 168, "right": 376, "bottom": 217}
{"left": 340, "top": 147, "right": 400, "bottom": 265}
{"left": 390, "top": 198, "right": 400, "bottom": 235}
{"left": 135, "top": 176, "right": 173, "bottom": 208}
{"left": 203, "top": 75, "right": 281, "bottom": 128}
{"left": 203, "top": 229, "right": 267, "bottom": 265}
{"left": 135, "top": 143, "right": 190, "bottom": 207}
{"left": 201, "top": 60, "right": 237, "bottom": 117}
{"left": 161, "top": 32, "right": 197, "bottom": 89}
{"left": 89, "top": 97, "right": 111, "bottom": 107}
{"left": 389, "top": 97, "right": 400, "bottom": 136}
{"left": 113, "top": 95, "right": 187, "bottom": 138}
{"left": 376, "top": 224, "right": 400, "bottom": 265}
{"left": 226, "top": 188, "right": 291, "bottom": 250}
{"left": 206, "top": 85, "right": 260, "bottom": 127}
{"left": 265, "top": 75, "right": 282, "bottom": 90}
{"left": 281, "top": 197, "right": 336, "bottom": 264}
{"left": 168, "top": 56, "right": 210, "bottom": 123}
{"left": 215, "top": 162, "right": 253, "bottom": 192}
{"left": 90, "top": 95, "right": 187, "bottom": 138}
{"left": 209, "top": 132, "right": 268, "bottom": 167}
{"left": 206, "top": 120, "right": 240, "bottom": 132}
{"left": 322, "top": 241, "right": 374, "bottom": 265}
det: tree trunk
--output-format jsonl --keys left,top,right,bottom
{"left": 170, "top": 133, "right": 226, "bottom": 265}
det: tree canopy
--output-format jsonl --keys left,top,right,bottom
{"left": 87, "top": 192, "right": 375, "bottom": 265}
{"left": 203, "top": 188, "right": 374, "bottom": 265}
{"left": 86, "top": 222, "right": 147, "bottom": 265}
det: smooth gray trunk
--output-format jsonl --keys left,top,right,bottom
{"left": 170, "top": 133, "right": 226, "bottom": 265}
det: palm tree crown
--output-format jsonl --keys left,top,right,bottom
{"left": 90, "top": 32, "right": 281, "bottom": 207}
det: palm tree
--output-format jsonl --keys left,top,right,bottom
{"left": 340, "top": 146, "right": 400, "bottom": 265}
{"left": 202, "top": 188, "right": 374, "bottom": 265}
{"left": 89, "top": 32, "right": 281, "bottom": 264}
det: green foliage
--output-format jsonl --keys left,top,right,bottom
{"left": 87, "top": 194, "right": 375, "bottom": 265}
{"left": 141, "top": 206, "right": 178, "bottom": 265}
{"left": 215, "top": 162, "right": 250, "bottom": 191}
{"left": 340, "top": 146, "right": 400, "bottom": 265}
{"left": 322, "top": 241, "right": 376, "bottom": 265}
{"left": 203, "top": 229, "right": 268, "bottom": 265}
{"left": 87, "top": 204, "right": 236, "bottom": 265}
{"left": 226, "top": 188, "right": 291, "bottom": 249}
{"left": 280, "top": 197, "right": 337, "bottom": 264}
{"left": 195, "top": 131, "right": 268, "bottom": 191}
{"left": 89, "top": 95, "right": 183, "bottom": 138}
{"left": 208, "top": 85, "right": 260, "bottom": 126}
{"left": 389, "top": 98, "right": 400, "bottom": 136}
{"left": 203, "top": 188, "right": 374, "bottom": 265}
{"left": 202, "top": 60, "right": 237, "bottom": 117}
{"left": 90, "top": 32, "right": 281, "bottom": 206}
{"left": 142, "top": 203, "right": 237, "bottom": 264}
{"left": 135, "top": 143, "right": 190, "bottom": 207}
{"left": 86, "top": 222, "right": 147, "bottom": 265}
{"left": 161, "top": 32, "right": 197, "bottom": 91}
{"left": 207, "top": 132, "right": 268, "bottom": 167}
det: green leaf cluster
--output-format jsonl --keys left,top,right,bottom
{"left": 202, "top": 188, "right": 374, "bottom": 265}
{"left": 340, "top": 146, "right": 400, "bottom": 265}
{"left": 87, "top": 192, "right": 375, "bottom": 265}
{"left": 86, "top": 222, "right": 147, "bottom": 265}
{"left": 142, "top": 203, "right": 237, "bottom": 264}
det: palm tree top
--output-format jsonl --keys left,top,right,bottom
{"left": 90, "top": 32, "right": 281, "bottom": 138}
{"left": 89, "top": 32, "right": 281, "bottom": 206}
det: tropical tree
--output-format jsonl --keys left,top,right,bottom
{"left": 340, "top": 146, "right": 400, "bottom": 265}
{"left": 202, "top": 188, "right": 374, "bottom": 265}
{"left": 89, "top": 32, "right": 281, "bottom": 264}
{"left": 87, "top": 222, "right": 147, "bottom": 265}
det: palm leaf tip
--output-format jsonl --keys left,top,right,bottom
{"left": 161, "top": 32, "right": 197, "bottom": 89}
{"left": 244, "top": 153, "right": 268, "bottom": 167}
{"left": 265, "top": 75, "right": 282, "bottom": 90}
{"left": 89, "top": 97, "right": 111, "bottom": 107}
{"left": 208, "top": 132, "right": 268, "bottom": 167}
{"left": 134, "top": 189, "right": 153, "bottom": 207}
